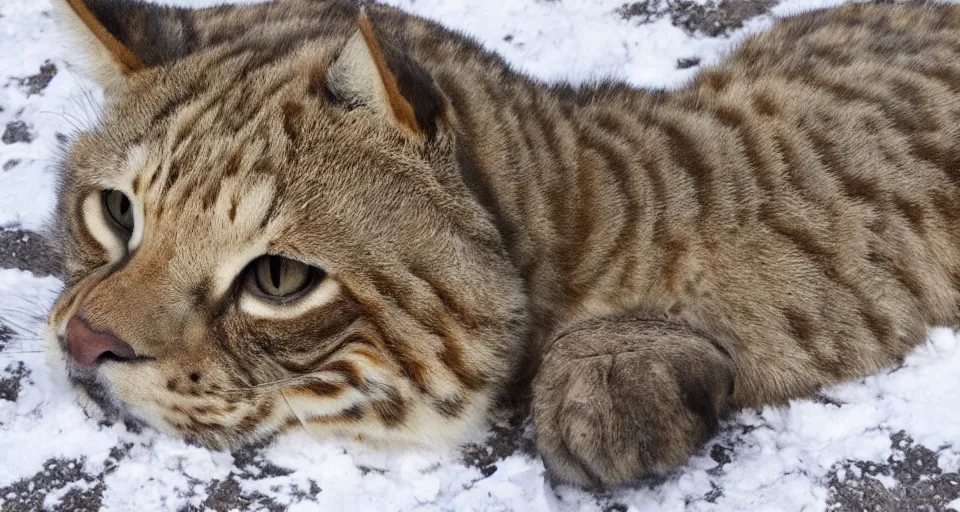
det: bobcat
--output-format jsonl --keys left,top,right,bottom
{"left": 47, "top": 0, "right": 960, "bottom": 489}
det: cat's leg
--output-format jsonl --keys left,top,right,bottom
{"left": 532, "top": 316, "right": 736, "bottom": 489}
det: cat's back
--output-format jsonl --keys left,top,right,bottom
{"left": 660, "top": 0, "right": 960, "bottom": 258}
{"left": 629, "top": 2, "right": 960, "bottom": 405}
{"left": 685, "top": 2, "right": 960, "bottom": 114}
{"left": 737, "top": 3, "right": 960, "bottom": 66}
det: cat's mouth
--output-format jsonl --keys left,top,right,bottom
{"left": 66, "top": 358, "right": 132, "bottom": 421}
{"left": 60, "top": 333, "right": 150, "bottom": 425}
{"left": 67, "top": 371, "right": 150, "bottom": 439}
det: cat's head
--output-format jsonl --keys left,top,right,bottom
{"left": 47, "top": 0, "right": 527, "bottom": 448}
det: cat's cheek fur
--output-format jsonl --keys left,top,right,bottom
{"left": 290, "top": 387, "right": 493, "bottom": 448}
{"left": 105, "top": 365, "right": 293, "bottom": 445}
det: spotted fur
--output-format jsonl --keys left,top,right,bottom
{"left": 47, "top": 0, "right": 960, "bottom": 489}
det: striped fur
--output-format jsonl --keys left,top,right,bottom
{"left": 46, "top": 0, "right": 960, "bottom": 488}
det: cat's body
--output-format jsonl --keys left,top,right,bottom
{"left": 48, "top": 0, "right": 960, "bottom": 489}
{"left": 430, "top": 2, "right": 960, "bottom": 401}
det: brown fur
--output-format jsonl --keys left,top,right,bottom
{"left": 47, "top": 0, "right": 960, "bottom": 489}
{"left": 355, "top": 13, "right": 421, "bottom": 138}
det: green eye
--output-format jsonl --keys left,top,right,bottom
{"left": 101, "top": 190, "right": 134, "bottom": 234}
{"left": 247, "top": 255, "right": 323, "bottom": 301}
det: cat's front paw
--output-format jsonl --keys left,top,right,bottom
{"left": 531, "top": 318, "right": 734, "bottom": 489}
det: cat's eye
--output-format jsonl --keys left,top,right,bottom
{"left": 101, "top": 190, "right": 134, "bottom": 234}
{"left": 246, "top": 255, "right": 323, "bottom": 302}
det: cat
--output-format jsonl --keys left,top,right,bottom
{"left": 47, "top": 0, "right": 960, "bottom": 489}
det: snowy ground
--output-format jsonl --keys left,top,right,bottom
{"left": 2, "top": 0, "right": 960, "bottom": 510}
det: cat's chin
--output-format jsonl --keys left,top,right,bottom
{"left": 66, "top": 365, "right": 133, "bottom": 423}
{"left": 44, "top": 324, "right": 112, "bottom": 423}
{"left": 71, "top": 381, "right": 109, "bottom": 422}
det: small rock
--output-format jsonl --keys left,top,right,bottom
{"left": 3, "top": 159, "right": 20, "bottom": 171}
{"left": 677, "top": 56, "right": 702, "bottom": 69}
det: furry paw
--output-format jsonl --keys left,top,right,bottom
{"left": 531, "top": 318, "right": 734, "bottom": 489}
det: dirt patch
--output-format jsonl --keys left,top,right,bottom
{"left": 17, "top": 61, "right": 58, "bottom": 96}
{"left": 616, "top": 1, "right": 666, "bottom": 23}
{"left": 677, "top": 56, "right": 702, "bottom": 69}
{"left": 230, "top": 442, "right": 296, "bottom": 479}
{"left": 461, "top": 409, "right": 533, "bottom": 478}
{"left": 183, "top": 443, "right": 303, "bottom": 511}
{"left": 709, "top": 443, "right": 735, "bottom": 472}
{"left": 618, "top": 0, "right": 776, "bottom": 37}
{"left": 0, "top": 324, "right": 13, "bottom": 352}
{"left": 0, "top": 441, "right": 296, "bottom": 511}
{"left": 826, "top": 431, "right": 960, "bottom": 511}
{"left": 2, "top": 121, "right": 34, "bottom": 145}
{"left": 0, "top": 458, "right": 104, "bottom": 512}
{"left": 0, "top": 229, "right": 60, "bottom": 277}
{"left": 0, "top": 361, "right": 28, "bottom": 402}
{"left": 671, "top": 0, "right": 777, "bottom": 37}
{"left": 188, "top": 477, "right": 287, "bottom": 512}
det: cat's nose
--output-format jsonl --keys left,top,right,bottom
{"left": 65, "top": 315, "right": 136, "bottom": 367}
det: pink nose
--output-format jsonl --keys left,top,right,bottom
{"left": 66, "top": 316, "right": 136, "bottom": 367}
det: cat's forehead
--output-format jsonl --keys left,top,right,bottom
{"left": 105, "top": 139, "right": 284, "bottom": 242}
{"left": 109, "top": 42, "right": 341, "bottom": 146}
{"left": 65, "top": 89, "right": 413, "bottom": 263}
{"left": 60, "top": 19, "right": 455, "bottom": 279}
{"left": 70, "top": 57, "right": 372, "bottom": 212}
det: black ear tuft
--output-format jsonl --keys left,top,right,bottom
{"left": 79, "top": 0, "right": 197, "bottom": 68}
{"left": 371, "top": 26, "right": 447, "bottom": 140}
{"left": 325, "top": 11, "right": 448, "bottom": 140}
{"left": 59, "top": 0, "right": 204, "bottom": 85}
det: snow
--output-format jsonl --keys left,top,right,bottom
{"left": 1, "top": 0, "right": 959, "bottom": 510}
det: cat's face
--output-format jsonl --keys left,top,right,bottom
{"left": 47, "top": 0, "right": 527, "bottom": 448}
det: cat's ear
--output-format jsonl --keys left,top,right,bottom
{"left": 326, "top": 12, "right": 448, "bottom": 140}
{"left": 55, "top": 0, "right": 194, "bottom": 88}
